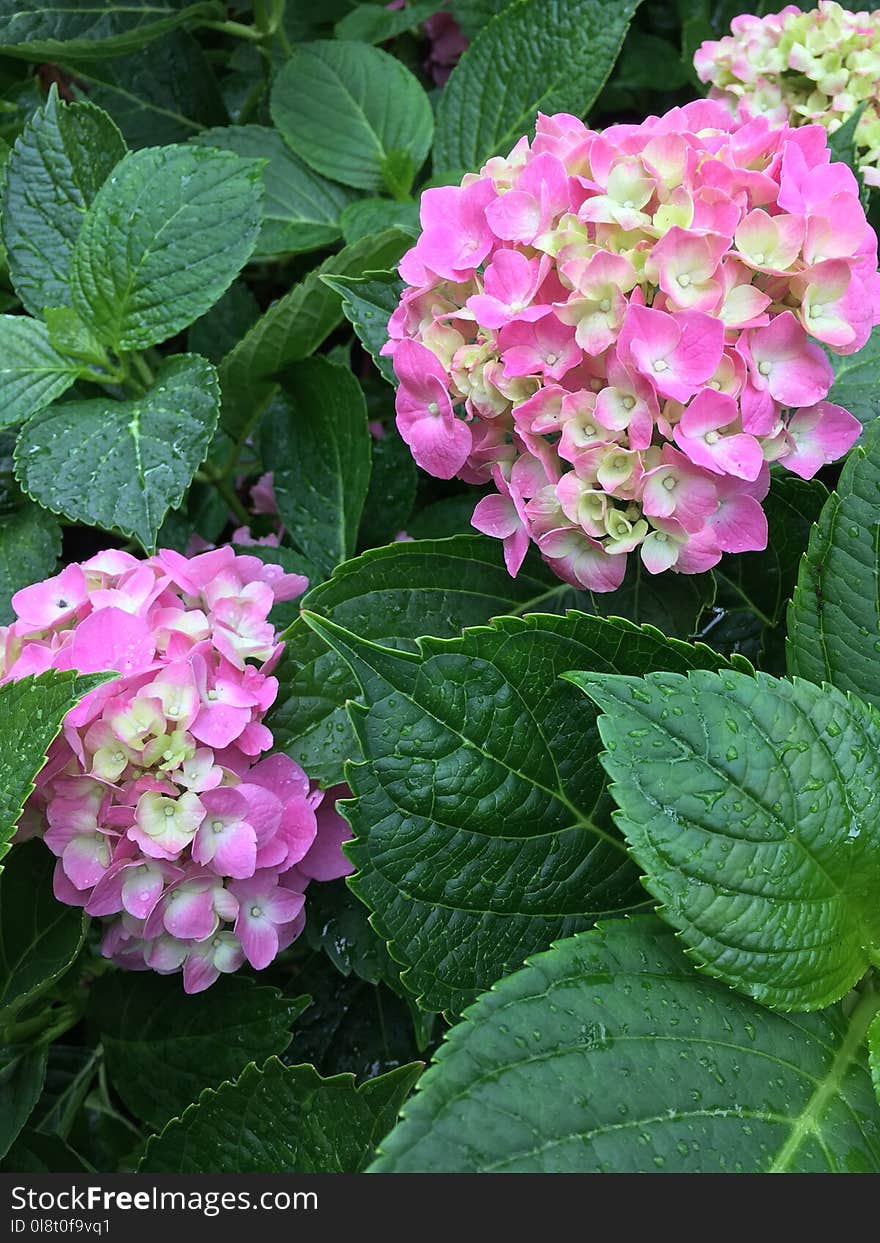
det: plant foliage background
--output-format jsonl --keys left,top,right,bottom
{"left": 1, "top": 0, "right": 880, "bottom": 1175}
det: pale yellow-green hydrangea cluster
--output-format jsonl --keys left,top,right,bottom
{"left": 695, "top": 3, "right": 880, "bottom": 186}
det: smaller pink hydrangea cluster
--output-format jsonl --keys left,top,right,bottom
{"left": 695, "top": 3, "right": 880, "bottom": 187}
{"left": 2, "top": 547, "right": 353, "bottom": 993}
{"left": 384, "top": 99, "right": 879, "bottom": 591}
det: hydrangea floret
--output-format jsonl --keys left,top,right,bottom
{"left": 384, "top": 99, "right": 879, "bottom": 591}
{"left": 695, "top": 3, "right": 880, "bottom": 187}
{"left": 2, "top": 547, "right": 353, "bottom": 992}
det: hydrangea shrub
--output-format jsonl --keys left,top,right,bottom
{"left": 695, "top": 3, "right": 880, "bottom": 186}
{"left": 3, "top": 0, "right": 880, "bottom": 1182}
{"left": 2, "top": 547, "right": 351, "bottom": 992}
{"left": 386, "top": 99, "right": 879, "bottom": 591}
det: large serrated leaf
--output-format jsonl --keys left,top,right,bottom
{"left": 218, "top": 229, "right": 408, "bottom": 440}
{"left": 266, "top": 358, "right": 371, "bottom": 577}
{"left": 266, "top": 535, "right": 570, "bottom": 787}
{"left": 90, "top": 973, "right": 309, "bottom": 1131}
{"left": 66, "top": 31, "right": 227, "bottom": 150}
{"left": 373, "top": 918, "right": 880, "bottom": 1172}
{"left": 71, "top": 144, "right": 262, "bottom": 350}
{"left": 0, "top": 843, "right": 88, "bottom": 1025}
{"left": 302, "top": 609, "right": 742, "bottom": 1015}
{"left": 0, "top": 501, "right": 61, "bottom": 627}
{"left": 0, "top": 317, "right": 80, "bottom": 430}
{"left": 0, "top": 1045, "right": 47, "bottom": 1161}
{"left": 15, "top": 354, "right": 219, "bottom": 553}
{"left": 569, "top": 667, "right": 880, "bottom": 1011}
{"left": 139, "top": 1057, "right": 421, "bottom": 1173}
{"left": 434, "top": 0, "right": 642, "bottom": 172}
{"left": 788, "top": 421, "right": 880, "bottom": 708}
{"left": 271, "top": 41, "right": 433, "bottom": 194}
{"left": 0, "top": 671, "right": 113, "bottom": 867}
{"left": 1, "top": 90, "right": 126, "bottom": 317}
{"left": 0, "top": 0, "right": 224, "bottom": 62}
{"left": 192, "top": 125, "right": 355, "bottom": 258}
{"left": 321, "top": 271, "right": 401, "bottom": 386}
{"left": 828, "top": 327, "right": 880, "bottom": 428}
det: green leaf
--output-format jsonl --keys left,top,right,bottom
{"left": 828, "top": 103, "right": 868, "bottom": 189}
{"left": 304, "top": 881, "right": 404, "bottom": 994}
{"left": 828, "top": 326, "right": 880, "bottom": 428}
{"left": 266, "top": 358, "right": 371, "bottom": 577}
{"left": 139, "top": 1057, "right": 422, "bottom": 1173}
{"left": 270, "top": 41, "right": 433, "bottom": 193}
{"left": 0, "top": 502, "right": 61, "bottom": 626}
{"left": 186, "top": 280, "right": 259, "bottom": 365}
{"left": 340, "top": 197, "right": 419, "bottom": 245}
{"left": 31, "top": 1045, "right": 99, "bottom": 1139}
{"left": 334, "top": 1, "right": 445, "bottom": 43}
{"left": 0, "top": 316, "right": 80, "bottom": 430}
{"left": 0, "top": 842, "right": 88, "bottom": 1024}
{"left": 90, "top": 973, "right": 308, "bottom": 1131}
{"left": 358, "top": 424, "right": 418, "bottom": 548}
{"left": 788, "top": 420, "right": 880, "bottom": 708}
{"left": 43, "top": 306, "right": 110, "bottom": 369}
{"left": 218, "top": 228, "right": 408, "bottom": 440}
{"left": 303, "top": 609, "right": 741, "bottom": 1014}
{"left": 570, "top": 667, "right": 880, "bottom": 1011}
{"left": 0, "top": 672, "right": 112, "bottom": 869}
{"left": 0, "top": 0, "right": 224, "bottom": 62}
{"left": 266, "top": 535, "right": 570, "bottom": 786}
{"left": 2, "top": 89, "right": 126, "bottom": 318}
{"left": 16, "top": 353, "right": 219, "bottom": 553}
{"left": 0, "top": 1045, "right": 47, "bottom": 1160}
{"left": 71, "top": 144, "right": 262, "bottom": 350}
{"left": 66, "top": 31, "right": 227, "bottom": 149}
{"left": 434, "top": 0, "right": 642, "bottom": 171}
{"left": 321, "top": 271, "right": 402, "bottom": 386}
{"left": 1, "top": 1128, "right": 91, "bottom": 1173}
{"left": 192, "top": 124, "right": 355, "bottom": 258}
{"left": 715, "top": 474, "right": 828, "bottom": 628}
{"left": 372, "top": 918, "right": 880, "bottom": 1173}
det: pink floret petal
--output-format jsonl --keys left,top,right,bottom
{"left": 3, "top": 545, "right": 354, "bottom": 991}
{"left": 390, "top": 99, "right": 877, "bottom": 588}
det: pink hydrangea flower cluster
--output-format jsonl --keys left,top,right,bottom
{"left": 1, "top": 547, "right": 353, "bottom": 993}
{"left": 384, "top": 99, "right": 879, "bottom": 591}
{"left": 695, "top": 3, "right": 880, "bottom": 187}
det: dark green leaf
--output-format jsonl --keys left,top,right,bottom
{"left": 828, "top": 327, "right": 880, "bottom": 428}
{"left": 266, "top": 535, "right": 568, "bottom": 786}
{"left": 192, "top": 124, "right": 355, "bottom": 257}
{"left": 321, "top": 270, "right": 401, "bottom": 385}
{"left": 303, "top": 609, "right": 741, "bottom": 1014}
{"left": 218, "top": 229, "right": 408, "bottom": 439}
{"left": 31, "top": 1045, "right": 99, "bottom": 1139}
{"left": 788, "top": 420, "right": 880, "bottom": 707}
{"left": 0, "top": 0, "right": 224, "bottom": 62}
{"left": 373, "top": 918, "right": 880, "bottom": 1172}
{"left": 0, "top": 842, "right": 87, "bottom": 1024}
{"left": 0, "top": 1045, "right": 47, "bottom": 1160}
{"left": 90, "top": 973, "right": 308, "bottom": 1131}
{"left": 434, "top": 0, "right": 642, "bottom": 171}
{"left": 334, "top": 1, "right": 445, "bottom": 43}
{"left": 0, "top": 673, "right": 112, "bottom": 869}
{"left": 67, "top": 32, "right": 227, "bottom": 149}
{"left": 0, "top": 316, "right": 80, "bottom": 429}
{"left": 358, "top": 424, "right": 418, "bottom": 548}
{"left": 571, "top": 667, "right": 880, "bottom": 1011}
{"left": 271, "top": 41, "right": 433, "bottom": 193}
{"left": 2, "top": 89, "right": 126, "bottom": 317}
{"left": 267, "top": 358, "right": 371, "bottom": 577}
{"left": 139, "top": 1057, "right": 421, "bottom": 1173}
{"left": 340, "top": 197, "right": 419, "bottom": 245}
{"left": 0, "top": 501, "right": 61, "bottom": 626}
{"left": 16, "top": 353, "right": 220, "bottom": 553}
{"left": 303, "top": 881, "right": 404, "bottom": 993}
{"left": 71, "top": 144, "right": 262, "bottom": 350}
{"left": 186, "top": 280, "right": 259, "bottom": 365}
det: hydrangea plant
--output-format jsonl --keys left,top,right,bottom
{"left": 1, "top": 0, "right": 880, "bottom": 1186}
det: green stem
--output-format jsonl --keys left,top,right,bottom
{"left": 130, "top": 351, "right": 155, "bottom": 390}
{"left": 202, "top": 18, "right": 264, "bottom": 42}
{"left": 203, "top": 465, "right": 252, "bottom": 528}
